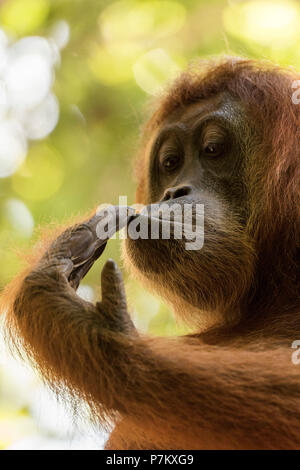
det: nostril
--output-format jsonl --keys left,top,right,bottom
{"left": 162, "top": 185, "right": 193, "bottom": 201}
{"left": 161, "top": 191, "right": 171, "bottom": 202}
{"left": 173, "top": 185, "right": 192, "bottom": 199}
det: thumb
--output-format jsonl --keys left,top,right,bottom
{"left": 100, "top": 259, "right": 127, "bottom": 315}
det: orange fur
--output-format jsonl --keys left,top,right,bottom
{"left": 1, "top": 58, "right": 300, "bottom": 449}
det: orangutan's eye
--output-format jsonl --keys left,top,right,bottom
{"left": 203, "top": 142, "right": 223, "bottom": 157}
{"left": 161, "top": 155, "right": 181, "bottom": 173}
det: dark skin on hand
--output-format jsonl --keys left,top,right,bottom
{"left": 2, "top": 58, "right": 300, "bottom": 449}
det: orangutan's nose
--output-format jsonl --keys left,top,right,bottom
{"left": 161, "top": 184, "right": 194, "bottom": 201}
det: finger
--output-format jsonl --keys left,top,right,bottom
{"left": 92, "top": 205, "right": 136, "bottom": 246}
{"left": 69, "top": 226, "right": 97, "bottom": 266}
{"left": 69, "top": 243, "right": 107, "bottom": 289}
{"left": 100, "top": 259, "right": 127, "bottom": 314}
{"left": 70, "top": 206, "right": 136, "bottom": 266}
{"left": 44, "top": 256, "right": 74, "bottom": 278}
{"left": 81, "top": 205, "right": 136, "bottom": 236}
{"left": 40, "top": 206, "right": 136, "bottom": 288}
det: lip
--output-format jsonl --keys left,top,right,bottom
{"left": 127, "top": 207, "right": 198, "bottom": 234}
{"left": 128, "top": 212, "right": 183, "bottom": 226}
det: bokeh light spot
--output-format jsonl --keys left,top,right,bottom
{"left": 0, "top": 31, "right": 8, "bottom": 77}
{"left": 133, "top": 48, "right": 180, "bottom": 95}
{"left": 15, "top": 93, "right": 60, "bottom": 140}
{"left": 100, "top": 1, "right": 186, "bottom": 43}
{"left": 12, "top": 145, "right": 64, "bottom": 201}
{"left": 3, "top": 198, "right": 34, "bottom": 238}
{"left": 9, "top": 36, "right": 55, "bottom": 66}
{"left": 89, "top": 44, "right": 138, "bottom": 85}
{"left": 0, "top": 29, "right": 66, "bottom": 179}
{"left": 50, "top": 20, "right": 70, "bottom": 51}
{"left": 0, "top": 0, "right": 50, "bottom": 36}
{"left": 0, "top": 119, "right": 27, "bottom": 178}
{"left": 223, "top": 1, "right": 300, "bottom": 47}
{"left": 77, "top": 285, "right": 95, "bottom": 303}
{"left": 0, "top": 82, "right": 9, "bottom": 119}
{"left": 7, "top": 53, "right": 53, "bottom": 110}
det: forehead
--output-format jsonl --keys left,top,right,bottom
{"left": 158, "top": 93, "right": 243, "bottom": 133}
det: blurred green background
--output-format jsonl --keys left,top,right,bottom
{"left": 0, "top": 0, "right": 300, "bottom": 450}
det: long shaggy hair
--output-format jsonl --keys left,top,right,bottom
{"left": 1, "top": 57, "right": 300, "bottom": 450}
{"left": 133, "top": 58, "right": 300, "bottom": 320}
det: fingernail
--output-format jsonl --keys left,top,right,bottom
{"left": 70, "top": 229, "right": 95, "bottom": 260}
